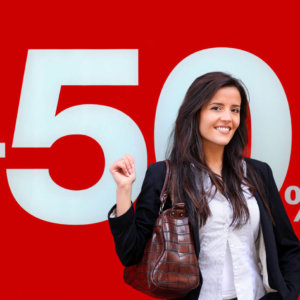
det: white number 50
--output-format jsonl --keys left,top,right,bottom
{"left": 6, "top": 48, "right": 293, "bottom": 225}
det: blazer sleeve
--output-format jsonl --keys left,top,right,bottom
{"left": 264, "top": 162, "right": 300, "bottom": 299}
{"left": 108, "top": 161, "right": 166, "bottom": 267}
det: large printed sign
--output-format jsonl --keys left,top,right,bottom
{"left": 0, "top": 2, "right": 299, "bottom": 299}
{"left": 3, "top": 47, "right": 295, "bottom": 225}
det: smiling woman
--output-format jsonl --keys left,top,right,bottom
{"left": 199, "top": 86, "right": 241, "bottom": 175}
{"left": 108, "top": 72, "right": 300, "bottom": 300}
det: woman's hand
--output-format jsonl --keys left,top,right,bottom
{"left": 109, "top": 154, "right": 136, "bottom": 217}
{"left": 109, "top": 154, "right": 136, "bottom": 188}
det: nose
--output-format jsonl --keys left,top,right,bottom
{"left": 220, "top": 109, "right": 232, "bottom": 122}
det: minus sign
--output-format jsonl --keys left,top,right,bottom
{"left": 0, "top": 143, "right": 5, "bottom": 158}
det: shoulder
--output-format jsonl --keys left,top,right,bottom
{"left": 147, "top": 160, "right": 167, "bottom": 175}
{"left": 244, "top": 157, "right": 277, "bottom": 190}
{"left": 141, "top": 161, "right": 167, "bottom": 188}
{"left": 244, "top": 157, "right": 268, "bottom": 169}
{"left": 135, "top": 161, "right": 168, "bottom": 211}
{"left": 244, "top": 157, "right": 271, "bottom": 180}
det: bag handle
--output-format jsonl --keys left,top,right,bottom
{"left": 159, "top": 160, "right": 170, "bottom": 214}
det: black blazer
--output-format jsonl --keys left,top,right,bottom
{"left": 108, "top": 158, "right": 300, "bottom": 300}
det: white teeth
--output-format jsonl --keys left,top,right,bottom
{"left": 216, "top": 127, "right": 230, "bottom": 132}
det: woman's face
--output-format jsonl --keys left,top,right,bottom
{"left": 199, "top": 86, "right": 241, "bottom": 150}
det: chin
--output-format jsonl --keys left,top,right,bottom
{"left": 216, "top": 139, "right": 232, "bottom": 146}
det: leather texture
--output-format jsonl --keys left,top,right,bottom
{"left": 123, "top": 161, "right": 200, "bottom": 299}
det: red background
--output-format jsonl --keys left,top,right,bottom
{"left": 0, "top": 1, "right": 299, "bottom": 299}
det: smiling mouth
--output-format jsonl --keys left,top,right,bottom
{"left": 215, "top": 126, "right": 231, "bottom": 133}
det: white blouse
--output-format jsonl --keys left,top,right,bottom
{"left": 198, "top": 162, "right": 266, "bottom": 300}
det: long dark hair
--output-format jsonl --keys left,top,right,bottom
{"left": 168, "top": 72, "right": 274, "bottom": 227}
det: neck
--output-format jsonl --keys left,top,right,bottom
{"left": 202, "top": 142, "right": 224, "bottom": 176}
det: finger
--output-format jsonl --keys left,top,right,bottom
{"left": 118, "top": 160, "right": 129, "bottom": 176}
{"left": 123, "top": 157, "right": 132, "bottom": 175}
{"left": 125, "top": 154, "right": 135, "bottom": 169}
{"left": 110, "top": 155, "right": 134, "bottom": 177}
{"left": 110, "top": 160, "right": 128, "bottom": 177}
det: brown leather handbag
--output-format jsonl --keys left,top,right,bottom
{"left": 123, "top": 160, "right": 200, "bottom": 299}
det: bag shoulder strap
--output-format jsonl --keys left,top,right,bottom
{"left": 159, "top": 160, "right": 171, "bottom": 213}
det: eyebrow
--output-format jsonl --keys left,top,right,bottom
{"left": 209, "top": 102, "right": 241, "bottom": 107}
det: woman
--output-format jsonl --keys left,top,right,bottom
{"left": 108, "top": 72, "right": 300, "bottom": 300}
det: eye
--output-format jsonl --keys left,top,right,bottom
{"left": 211, "top": 106, "right": 222, "bottom": 111}
{"left": 232, "top": 108, "right": 240, "bottom": 113}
